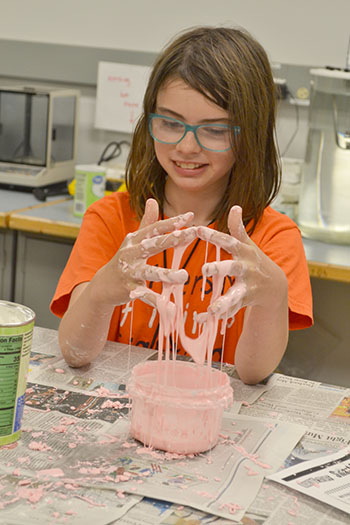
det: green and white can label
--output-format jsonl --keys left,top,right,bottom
{"left": 0, "top": 301, "right": 35, "bottom": 446}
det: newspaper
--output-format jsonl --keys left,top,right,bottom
{"left": 1, "top": 327, "right": 349, "bottom": 524}
{"left": 29, "top": 328, "right": 267, "bottom": 410}
{"left": 112, "top": 496, "right": 241, "bottom": 524}
{"left": 29, "top": 341, "right": 157, "bottom": 391}
{"left": 267, "top": 447, "right": 350, "bottom": 515}
{"left": 239, "top": 374, "right": 350, "bottom": 524}
{"left": 0, "top": 379, "right": 306, "bottom": 523}
{"left": 46, "top": 412, "right": 304, "bottom": 522}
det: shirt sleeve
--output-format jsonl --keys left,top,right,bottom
{"left": 252, "top": 209, "right": 313, "bottom": 330}
{"left": 50, "top": 196, "right": 127, "bottom": 318}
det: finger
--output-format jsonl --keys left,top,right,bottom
{"left": 208, "top": 283, "right": 246, "bottom": 318}
{"left": 129, "top": 285, "right": 159, "bottom": 308}
{"left": 202, "top": 259, "right": 245, "bottom": 278}
{"left": 134, "top": 265, "right": 188, "bottom": 284}
{"left": 197, "top": 226, "right": 240, "bottom": 254}
{"left": 139, "top": 198, "right": 159, "bottom": 229}
{"left": 131, "top": 211, "right": 195, "bottom": 246}
{"left": 147, "top": 212, "right": 194, "bottom": 235}
{"left": 228, "top": 205, "right": 252, "bottom": 244}
{"left": 130, "top": 286, "right": 176, "bottom": 322}
{"left": 141, "top": 226, "right": 198, "bottom": 256}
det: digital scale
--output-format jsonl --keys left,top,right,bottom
{"left": 0, "top": 85, "right": 80, "bottom": 188}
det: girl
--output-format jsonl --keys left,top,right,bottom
{"left": 51, "top": 26, "right": 313, "bottom": 384}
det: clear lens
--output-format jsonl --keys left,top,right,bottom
{"left": 149, "top": 115, "right": 236, "bottom": 152}
{"left": 197, "top": 125, "right": 232, "bottom": 150}
{"left": 151, "top": 116, "right": 185, "bottom": 144}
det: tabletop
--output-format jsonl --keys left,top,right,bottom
{"left": 303, "top": 237, "right": 350, "bottom": 283}
{"left": 0, "top": 189, "right": 46, "bottom": 228}
{"left": 0, "top": 326, "right": 349, "bottom": 524}
{"left": 8, "top": 197, "right": 82, "bottom": 239}
{"left": 0, "top": 189, "right": 78, "bottom": 233}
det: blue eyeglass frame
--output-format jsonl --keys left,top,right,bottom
{"left": 148, "top": 113, "right": 240, "bottom": 152}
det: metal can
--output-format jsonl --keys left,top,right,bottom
{"left": 0, "top": 301, "right": 35, "bottom": 445}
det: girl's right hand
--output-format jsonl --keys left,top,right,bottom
{"left": 90, "top": 199, "right": 197, "bottom": 308}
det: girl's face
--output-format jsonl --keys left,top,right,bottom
{"left": 153, "top": 79, "right": 235, "bottom": 197}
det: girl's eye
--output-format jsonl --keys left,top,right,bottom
{"left": 161, "top": 119, "right": 183, "bottom": 130}
{"left": 201, "top": 126, "right": 230, "bottom": 136}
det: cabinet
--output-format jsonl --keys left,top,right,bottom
{"left": 0, "top": 228, "right": 15, "bottom": 301}
{"left": 280, "top": 277, "right": 350, "bottom": 388}
{"left": 0, "top": 190, "right": 80, "bottom": 327}
{"left": 14, "top": 232, "right": 74, "bottom": 329}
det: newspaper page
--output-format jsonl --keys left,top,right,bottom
{"left": 267, "top": 447, "right": 350, "bottom": 515}
{"left": 29, "top": 328, "right": 268, "bottom": 410}
{"left": 25, "top": 411, "right": 302, "bottom": 523}
{"left": 0, "top": 343, "right": 305, "bottom": 525}
{"left": 240, "top": 374, "right": 350, "bottom": 459}
{"left": 2, "top": 327, "right": 348, "bottom": 524}
{"left": 0, "top": 381, "right": 306, "bottom": 523}
{"left": 29, "top": 342, "right": 157, "bottom": 391}
{"left": 113, "top": 495, "right": 238, "bottom": 524}
{"left": 0, "top": 386, "right": 141, "bottom": 523}
{"left": 236, "top": 374, "right": 350, "bottom": 524}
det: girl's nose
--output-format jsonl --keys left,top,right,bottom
{"left": 175, "top": 130, "right": 202, "bottom": 153}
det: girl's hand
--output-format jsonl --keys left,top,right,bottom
{"left": 197, "top": 206, "right": 287, "bottom": 320}
{"left": 91, "top": 199, "right": 197, "bottom": 308}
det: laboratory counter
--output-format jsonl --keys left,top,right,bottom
{"left": 303, "top": 237, "right": 350, "bottom": 283}
{"left": 7, "top": 194, "right": 81, "bottom": 239}
{"left": 0, "top": 190, "right": 81, "bottom": 312}
{"left": 0, "top": 326, "right": 349, "bottom": 523}
{"left": 0, "top": 188, "right": 70, "bottom": 228}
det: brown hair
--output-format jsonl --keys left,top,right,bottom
{"left": 125, "top": 26, "right": 281, "bottom": 234}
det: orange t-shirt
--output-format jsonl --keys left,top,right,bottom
{"left": 51, "top": 192, "right": 313, "bottom": 364}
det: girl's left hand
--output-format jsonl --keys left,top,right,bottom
{"left": 197, "top": 206, "right": 288, "bottom": 320}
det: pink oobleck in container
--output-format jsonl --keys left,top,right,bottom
{"left": 127, "top": 230, "right": 237, "bottom": 454}
{"left": 128, "top": 360, "right": 233, "bottom": 454}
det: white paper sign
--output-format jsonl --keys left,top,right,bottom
{"left": 95, "top": 61, "right": 151, "bottom": 133}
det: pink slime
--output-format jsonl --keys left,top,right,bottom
{"left": 128, "top": 235, "right": 233, "bottom": 454}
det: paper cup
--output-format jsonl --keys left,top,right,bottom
{"left": 0, "top": 301, "right": 35, "bottom": 446}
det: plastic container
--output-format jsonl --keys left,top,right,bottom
{"left": 73, "top": 164, "right": 107, "bottom": 217}
{"left": 127, "top": 360, "right": 233, "bottom": 454}
{"left": 0, "top": 301, "right": 35, "bottom": 446}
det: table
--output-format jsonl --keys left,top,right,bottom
{"left": 0, "top": 189, "right": 71, "bottom": 229}
{"left": 0, "top": 191, "right": 78, "bottom": 313}
{"left": 8, "top": 196, "right": 82, "bottom": 239}
{"left": 0, "top": 326, "right": 349, "bottom": 524}
{"left": 303, "top": 237, "right": 350, "bottom": 283}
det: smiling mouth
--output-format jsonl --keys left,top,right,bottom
{"left": 175, "top": 161, "right": 204, "bottom": 169}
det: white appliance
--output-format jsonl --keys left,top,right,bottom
{"left": 0, "top": 85, "right": 80, "bottom": 188}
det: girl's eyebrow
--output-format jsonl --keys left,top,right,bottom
{"left": 156, "top": 106, "right": 230, "bottom": 124}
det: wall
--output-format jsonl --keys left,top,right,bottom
{"left": 0, "top": 0, "right": 349, "bottom": 67}
{"left": 2, "top": 0, "right": 348, "bottom": 164}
